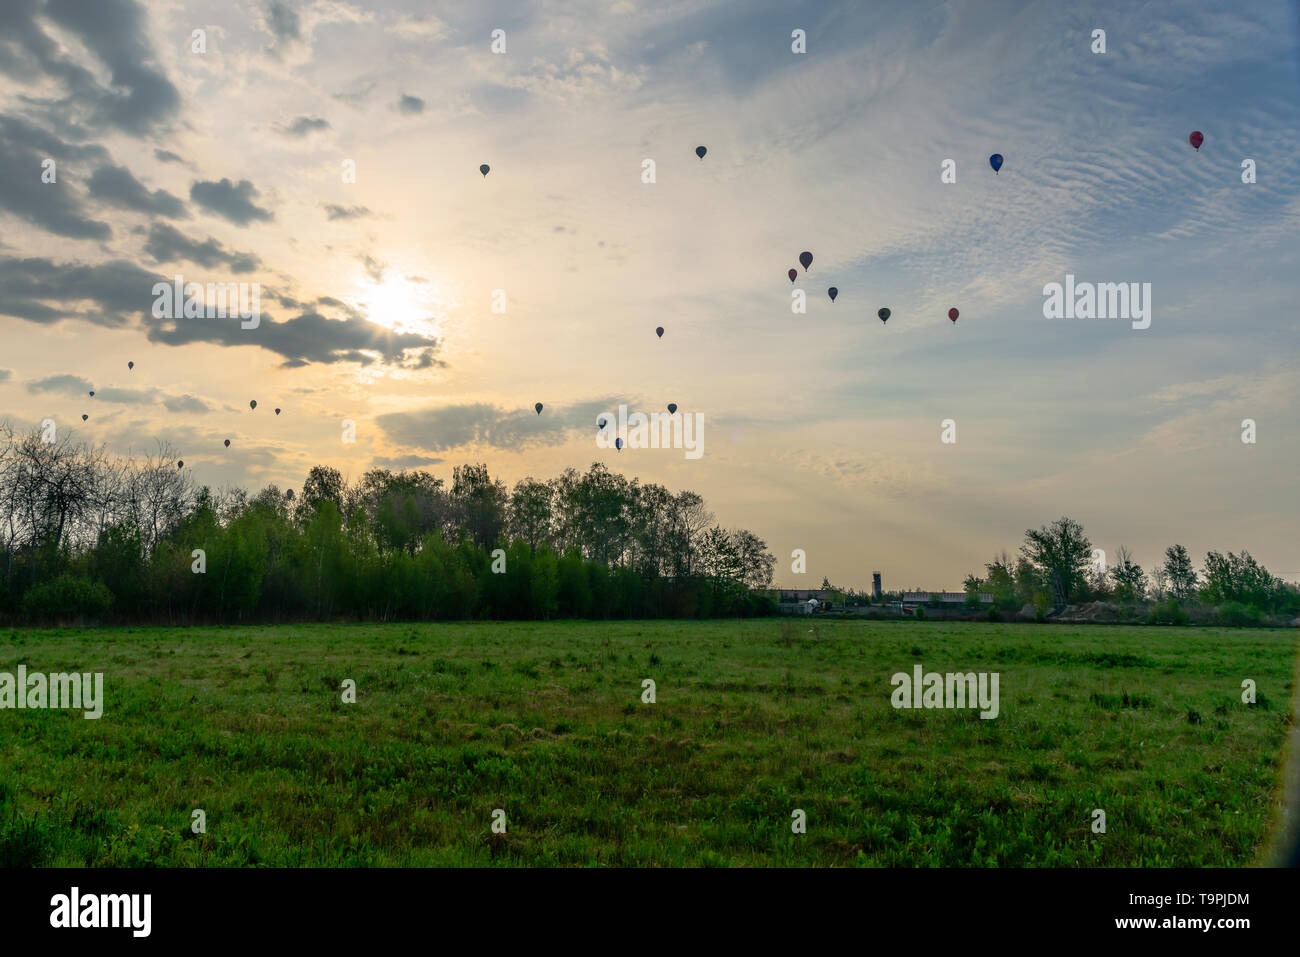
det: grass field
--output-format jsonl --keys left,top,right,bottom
{"left": 1, "top": 619, "right": 1295, "bottom": 867}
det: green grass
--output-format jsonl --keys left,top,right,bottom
{"left": 0, "top": 619, "right": 1294, "bottom": 866}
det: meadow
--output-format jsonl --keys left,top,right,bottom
{"left": 0, "top": 619, "right": 1295, "bottom": 867}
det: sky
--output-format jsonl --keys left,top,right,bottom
{"left": 1, "top": 0, "right": 1298, "bottom": 591}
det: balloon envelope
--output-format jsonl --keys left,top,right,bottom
{"left": 88, "top": 391, "right": 94, "bottom": 396}
{"left": 224, "top": 439, "right": 230, "bottom": 447}
{"left": 989, "top": 154, "right": 1003, "bottom": 173}
{"left": 535, "top": 402, "right": 543, "bottom": 415}
{"left": 615, "top": 438, "right": 623, "bottom": 450}
{"left": 948, "top": 308, "right": 959, "bottom": 322}
{"left": 799, "top": 251, "right": 813, "bottom": 270}
{"left": 275, "top": 408, "right": 281, "bottom": 415}
{"left": 480, "top": 164, "right": 490, "bottom": 176}
{"left": 828, "top": 287, "right": 838, "bottom": 302}
{"left": 667, "top": 403, "right": 677, "bottom": 414}
{"left": 695, "top": 146, "right": 706, "bottom": 159}
{"left": 655, "top": 326, "right": 664, "bottom": 338}
{"left": 81, "top": 414, "right": 88, "bottom": 421}
{"left": 788, "top": 269, "right": 797, "bottom": 283}
{"left": 127, "top": 361, "right": 134, "bottom": 369}
{"left": 177, "top": 461, "right": 183, "bottom": 469}
{"left": 878, "top": 307, "right": 891, "bottom": 323}
{"left": 1189, "top": 131, "right": 1203, "bottom": 150}
{"left": 250, "top": 400, "right": 256, "bottom": 410}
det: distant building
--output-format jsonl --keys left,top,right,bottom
{"left": 777, "top": 589, "right": 826, "bottom": 603}
{"left": 901, "top": 591, "right": 993, "bottom": 604}
{"left": 872, "top": 573, "right": 882, "bottom": 601}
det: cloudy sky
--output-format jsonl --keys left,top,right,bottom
{"left": 1, "top": 0, "right": 1298, "bottom": 589}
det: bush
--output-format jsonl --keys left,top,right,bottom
{"left": 986, "top": 607, "right": 1002, "bottom": 622}
{"left": 1216, "top": 601, "right": 1261, "bottom": 627}
{"left": 1146, "top": 599, "right": 1188, "bottom": 626}
{"left": 21, "top": 575, "right": 113, "bottom": 622}
{"left": 914, "top": 606, "right": 926, "bottom": 620}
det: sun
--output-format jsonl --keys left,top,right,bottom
{"left": 355, "top": 274, "right": 442, "bottom": 335}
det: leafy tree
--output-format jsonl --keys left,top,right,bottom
{"left": 1020, "top": 517, "right": 1092, "bottom": 607}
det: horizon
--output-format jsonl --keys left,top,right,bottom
{"left": 2, "top": 0, "right": 1298, "bottom": 589}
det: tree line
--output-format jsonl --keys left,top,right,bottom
{"left": 0, "top": 423, "right": 778, "bottom": 624}
{"left": 957, "top": 517, "right": 1298, "bottom": 624}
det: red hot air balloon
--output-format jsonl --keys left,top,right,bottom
{"left": 788, "top": 269, "right": 797, "bottom": 283}
{"left": 1189, "top": 131, "right": 1204, "bottom": 151}
{"left": 948, "top": 308, "right": 959, "bottom": 322}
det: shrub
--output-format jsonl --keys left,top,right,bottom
{"left": 1216, "top": 601, "right": 1260, "bottom": 627}
{"left": 986, "top": 607, "right": 1002, "bottom": 622}
{"left": 1146, "top": 599, "right": 1188, "bottom": 626}
{"left": 21, "top": 575, "right": 113, "bottom": 622}
{"left": 914, "top": 606, "right": 926, "bottom": 620}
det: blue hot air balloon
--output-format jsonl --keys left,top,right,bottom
{"left": 989, "top": 154, "right": 1003, "bottom": 174}
{"left": 615, "top": 438, "right": 623, "bottom": 451}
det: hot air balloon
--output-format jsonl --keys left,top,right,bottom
{"left": 275, "top": 408, "right": 281, "bottom": 415}
{"left": 948, "top": 308, "right": 959, "bottom": 322}
{"left": 788, "top": 269, "right": 797, "bottom": 283}
{"left": 128, "top": 361, "right": 134, "bottom": 370}
{"left": 286, "top": 489, "right": 295, "bottom": 501}
{"left": 89, "top": 391, "right": 94, "bottom": 396}
{"left": 81, "top": 414, "right": 88, "bottom": 421}
{"left": 224, "top": 439, "right": 230, "bottom": 448}
{"left": 177, "top": 460, "right": 183, "bottom": 469}
{"left": 695, "top": 146, "right": 707, "bottom": 159}
{"left": 535, "top": 402, "right": 543, "bottom": 415}
{"left": 250, "top": 400, "right": 257, "bottom": 410}
{"left": 480, "top": 164, "right": 490, "bottom": 177}
{"left": 799, "top": 251, "right": 813, "bottom": 271}
{"left": 878, "top": 307, "right": 891, "bottom": 323}
{"left": 828, "top": 287, "right": 838, "bottom": 302}
{"left": 989, "top": 154, "right": 1003, "bottom": 174}
{"left": 615, "top": 437, "right": 623, "bottom": 451}
{"left": 667, "top": 403, "right": 677, "bottom": 414}
{"left": 598, "top": 417, "right": 607, "bottom": 430}
{"left": 655, "top": 327, "right": 664, "bottom": 338}
{"left": 1189, "top": 131, "right": 1203, "bottom": 151}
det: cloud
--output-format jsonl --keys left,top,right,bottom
{"left": 143, "top": 222, "right": 261, "bottom": 273}
{"left": 0, "top": 256, "right": 160, "bottom": 327}
{"left": 279, "top": 115, "right": 330, "bottom": 137}
{"left": 377, "top": 399, "right": 618, "bottom": 453}
{"left": 397, "top": 93, "right": 425, "bottom": 115}
{"left": 1, "top": 0, "right": 179, "bottom": 135}
{"left": 87, "top": 164, "right": 187, "bottom": 218}
{"left": 27, "top": 375, "right": 94, "bottom": 396}
{"left": 189, "top": 178, "right": 274, "bottom": 226}
{"left": 323, "top": 204, "right": 371, "bottom": 221}
{"left": 359, "top": 254, "right": 385, "bottom": 282}
{"left": 163, "top": 394, "right": 211, "bottom": 414}
{"left": 147, "top": 308, "right": 442, "bottom": 368}
{"left": 153, "top": 148, "right": 184, "bottom": 164}
{"left": 374, "top": 454, "right": 445, "bottom": 469}
{"left": 0, "top": 114, "right": 112, "bottom": 239}
{"left": 262, "top": 0, "right": 302, "bottom": 53}
{"left": 0, "top": 369, "right": 10, "bottom": 382}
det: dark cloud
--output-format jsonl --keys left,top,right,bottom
{"left": 2, "top": 0, "right": 181, "bottom": 136}
{"left": 163, "top": 394, "right": 210, "bottom": 413}
{"left": 27, "top": 374, "right": 94, "bottom": 396}
{"left": 0, "top": 114, "right": 112, "bottom": 239}
{"left": 147, "top": 308, "right": 443, "bottom": 369}
{"left": 189, "top": 178, "right": 273, "bottom": 226}
{"left": 0, "top": 255, "right": 160, "bottom": 327}
{"left": 264, "top": 0, "right": 301, "bottom": 45}
{"left": 91, "top": 386, "right": 155, "bottom": 404}
{"left": 153, "top": 148, "right": 184, "bottom": 164}
{"left": 324, "top": 204, "right": 371, "bottom": 221}
{"left": 280, "top": 115, "right": 330, "bottom": 137}
{"left": 0, "top": 368, "right": 11, "bottom": 381}
{"left": 397, "top": 93, "right": 425, "bottom": 115}
{"left": 374, "top": 454, "right": 445, "bottom": 469}
{"left": 87, "top": 164, "right": 187, "bottom": 218}
{"left": 377, "top": 399, "right": 618, "bottom": 453}
{"left": 143, "top": 222, "right": 261, "bottom": 273}
{"left": 359, "top": 254, "right": 385, "bottom": 282}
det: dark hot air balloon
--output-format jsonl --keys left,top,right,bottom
{"left": 695, "top": 146, "right": 706, "bottom": 159}
{"left": 788, "top": 269, "right": 797, "bottom": 283}
{"left": 598, "top": 417, "right": 607, "bottom": 430}
{"left": 177, "top": 461, "right": 183, "bottom": 469}
{"left": 667, "top": 403, "right": 677, "bottom": 414}
{"left": 128, "top": 361, "right": 134, "bottom": 370}
{"left": 656, "top": 327, "right": 664, "bottom": 338}
{"left": 89, "top": 391, "right": 94, "bottom": 396}
{"left": 1188, "top": 131, "right": 1203, "bottom": 151}
{"left": 989, "top": 154, "right": 1003, "bottom": 174}
{"left": 250, "top": 400, "right": 257, "bottom": 410}
{"left": 799, "top": 251, "right": 813, "bottom": 271}
{"left": 828, "top": 287, "right": 838, "bottom": 302}
{"left": 878, "top": 307, "right": 891, "bottom": 323}
{"left": 535, "top": 402, "right": 543, "bottom": 415}
{"left": 286, "top": 489, "right": 295, "bottom": 501}
{"left": 948, "top": 308, "right": 959, "bottom": 322}
{"left": 224, "top": 439, "right": 230, "bottom": 448}
{"left": 275, "top": 408, "right": 281, "bottom": 415}
{"left": 615, "top": 437, "right": 623, "bottom": 451}
{"left": 480, "top": 164, "right": 490, "bottom": 177}
{"left": 81, "top": 414, "right": 88, "bottom": 421}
